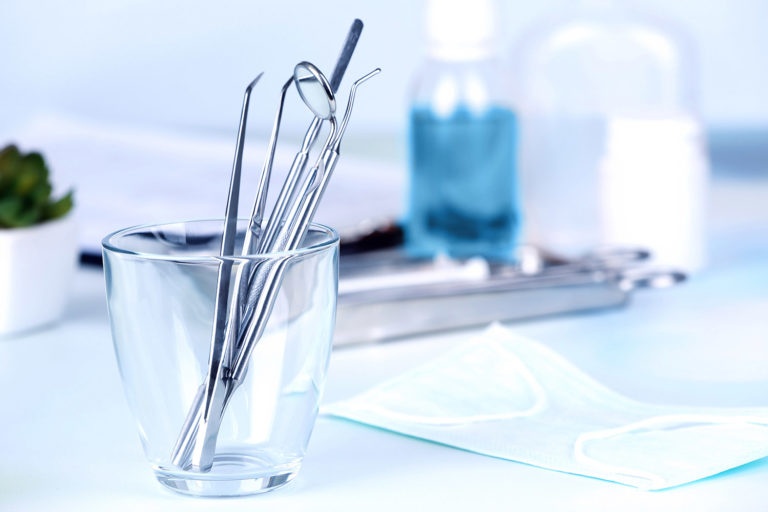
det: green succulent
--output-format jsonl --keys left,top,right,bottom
{"left": 0, "top": 144, "right": 74, "bottom": 229}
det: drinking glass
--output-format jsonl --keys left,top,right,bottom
{"left": 103, "top": 220, "right": 338, "bottom": 497}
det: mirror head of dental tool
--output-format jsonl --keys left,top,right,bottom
{"left": 294, "top": 61, "right": 336, "bottom": 120}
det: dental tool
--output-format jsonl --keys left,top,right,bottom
{"left": 170, "top": 20, "right": 378, "bottom": 473}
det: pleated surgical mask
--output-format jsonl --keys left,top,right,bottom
{"left": 324, "top": 324, "right": 768, "bottom": 490}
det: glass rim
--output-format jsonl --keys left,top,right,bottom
{"left": 101, "top": 219, "right": 339, "bottom": 262}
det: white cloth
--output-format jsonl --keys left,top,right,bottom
{"left": 323, "top": 324, "right": 768, "bottom": 490}
{"left": 14, "top": 114, "right": 405, "bottom": 253}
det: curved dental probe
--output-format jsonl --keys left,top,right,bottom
{"left": 332, "top": 68, "right": 381, "bottom": 151}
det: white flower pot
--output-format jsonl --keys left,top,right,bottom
{"left": 0, "top": 214, "right": 78, "bottom": 336}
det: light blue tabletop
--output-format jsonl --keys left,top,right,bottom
{"left": 1, "top": 131, "right": 767, "bottom": 511}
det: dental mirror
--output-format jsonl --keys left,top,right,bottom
{"left": 294, "top": 62, "right": 335, "bottom": 119}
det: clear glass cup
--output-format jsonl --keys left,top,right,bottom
{"left": 102, "top": 220, "right": 339, "bottom": 497}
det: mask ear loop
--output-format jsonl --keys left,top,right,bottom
{"left": 573, "top": 414, "right": 768, "bottom": 490}
{"left": 344, "top": 340, "right": 549, "bottom": 426}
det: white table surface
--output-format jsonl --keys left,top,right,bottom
{"left": 2, "top": 163, "right": 768, "bottom": 511}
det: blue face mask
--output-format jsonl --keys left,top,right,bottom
{"left": 324, "top": 324, "right": 768, "bottom": 490}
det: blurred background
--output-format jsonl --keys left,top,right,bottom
{"left": 1, "top": 0, "right": 766, "bottom": 138}
{"left": 0, "top": 0, "right": 766, "bottom": 261}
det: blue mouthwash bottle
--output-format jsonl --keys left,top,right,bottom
{"left": 406, "top": 0, "right": 519, "bottom": 262}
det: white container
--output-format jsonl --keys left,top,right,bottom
{"left": 512, "top": 0, "right": 708, "bottom": 268}
{"left": 600, "top": 116, "right": 708, "bottom": 271}
{"left": 0, "top": 214, "right": 78, "bottom": 335}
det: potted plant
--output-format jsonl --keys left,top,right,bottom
{"left": 0, "top": 144, "right": 77, "bottom": 336}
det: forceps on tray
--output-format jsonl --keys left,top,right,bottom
{"left": 333, "top": 245, "right": 686, "bottom": 345}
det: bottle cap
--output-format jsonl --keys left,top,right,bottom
{"left": 425, "top": 0, "right": 499, "bottom": 60}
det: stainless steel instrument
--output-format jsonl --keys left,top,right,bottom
{"left": 171, "top": 19, "right": 379, "bottom": 472}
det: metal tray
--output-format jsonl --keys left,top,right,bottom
{"left": 334, "top": 247, "right": 684, "bottom": 346}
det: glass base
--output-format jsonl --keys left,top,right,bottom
{"left": 154, "top": 453, "right": 301, "bottom": 497}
